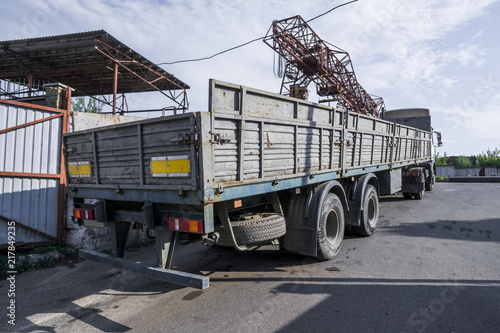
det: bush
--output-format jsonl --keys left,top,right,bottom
{"left": 455, "top": 156, "right": 472, "bottom": 168}
{"left": 476, "top": 149, "right": 500, "bottom": 168}
{"left": 435, "top": 153, "right": 450, "bottom": 166}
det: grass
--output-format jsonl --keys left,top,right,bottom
{"left": 436, "top": 176, "right": 449, "bottom": 182}
{"left": 1, "top": 242, "right": 153, "bottom": 279}
{"left": 0, "top": 246, "right": 79, "bottom": 279}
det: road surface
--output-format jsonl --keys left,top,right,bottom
{"left": 1, "top": 182, "right": 499, "bottom": 332}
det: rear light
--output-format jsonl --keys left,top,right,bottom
{"left": 73, "top": 208, "right": 94, "bottom": 220}
{"left": 166, "top": 215, "right": 203, "bottom": 234}
{"left": 404, "top": 171, "right": 420, "bottom": 177}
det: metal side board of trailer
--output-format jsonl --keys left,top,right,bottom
{"left": 64, "top": 79, "right": 434, "bottom": 289}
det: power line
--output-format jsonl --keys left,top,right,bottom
{"left": 158, "top": 36, "right": 263, "bottom": 65}
{"left": 306, "top": 0, "right": 358, "bottom": 23}
{"left": 158, "top": 0, "right": 359, "bottom": 66}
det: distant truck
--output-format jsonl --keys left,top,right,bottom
{"left": 64, "top": 80, "right": 442, "bottom": 289}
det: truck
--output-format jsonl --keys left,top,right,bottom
{"left": 64, "top": 79, "right": 441, "bottom": 289}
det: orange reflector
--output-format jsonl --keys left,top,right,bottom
{"left": 234, "top": 200, "right": 242, "bottom": 208}
{"left": 167, "top": 216, "right": 203, "bottom": 234}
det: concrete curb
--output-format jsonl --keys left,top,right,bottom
{"left": 448, "top": 177, "right": 500, "bottom": 183}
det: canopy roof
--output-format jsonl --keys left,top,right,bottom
{"left": 0, "top": 30, "right": 189, "bottom": 97}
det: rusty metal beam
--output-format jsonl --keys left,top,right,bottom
{"left": 0, "top": 171, "right": 62, "bottom": 180}
{"left": 0, "top": 113, "right": 63, "bottom": 135}
{"left": 57, "top": 86, "right": 71, "bottom": 243}
{"left": 263, "top": 15, "right": 385, "bottom": 117}
{"left": 0, "top": 98, "right": 66, "bottom": 113}
{"left": 95, "top": 38, "right": 188, "bottom": 112}
{"left": 113, "top": 62, "right": 118, "bottom": 115}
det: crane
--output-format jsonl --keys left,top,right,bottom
{"left": 263, "top": 15, "right": 385, "bottom": 117}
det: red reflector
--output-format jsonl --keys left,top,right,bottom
{"left": 166, "top": 216, "right": 203, "bottom": 234}
{"left": 73, "top": 208, "right": 94, "bottom": 220}
{"left": 404, "top": 172, "right": 419, "bottom": 177}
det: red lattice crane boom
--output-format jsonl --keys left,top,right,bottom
{"left": 263, "top": 15, "right": 385, "bottom": 117}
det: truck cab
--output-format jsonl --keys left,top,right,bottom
{"left": 382, "top": 108, "right": 442, "bottom": 198}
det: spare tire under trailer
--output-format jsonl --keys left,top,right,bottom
{"left": 215, "top": 178, "right": 383, "bottom": 260}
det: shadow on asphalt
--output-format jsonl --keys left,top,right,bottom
{"left": 379, "top": 218, "right": 499, "bottom": 243}
{"left": 271, "top": 280, "right": 500, "bottom": 332}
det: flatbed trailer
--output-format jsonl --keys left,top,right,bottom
{"left": 64, "top": 79, "right": 436, "bottom": 289}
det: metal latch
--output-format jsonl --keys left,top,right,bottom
{"left": 171, "top": 132, "right": 199, "bottom": 144}
{"left": 211, "top": 133, "right": 231, "bottom": 144}
{"left": 334, "top": 139, "right": 351, "bottom": 147}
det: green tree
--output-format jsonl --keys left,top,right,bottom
{"left": 476, "top": 149, "right": 500, "bottom": 168}
{"left": 455, "top": 155, "right": 472, "bottom": 168}
{"left": 72, "top": 97, "right": 103, "bottom": 113}
{"left": 435, "top": 152, "right": 450, "bottom": 166}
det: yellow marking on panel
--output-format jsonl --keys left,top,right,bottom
{"left": 68, "top": 162, "right": 91, "bottom": 176}
{"left": 150, "top": 160, "right": 168, "bottom": 174}
{"left": 151, "top": 157, "right": 190, "bottom": 176}
{"left": 166, "top": 159, "right": 190, "bottom": 173}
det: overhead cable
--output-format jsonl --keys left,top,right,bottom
{"left": 158, "top": 0, "right": 359, "bottom": 66}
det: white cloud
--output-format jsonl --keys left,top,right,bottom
{"left": 1, "top": 0, "right": 499, "bottom": 154}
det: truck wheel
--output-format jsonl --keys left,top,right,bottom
{"left": 425, "top": 174, "right": 435, "bottom": 191}
{"left": 353, "top": 185, "right": 379, "bottom": 236}
{"left": 215, "top": 213, "right": 286, "bottom": 247}
{"left": 413, "top": 190, "right": 424, "bottom": 200}
{"left": 403, "top": 192, "right": 412, "bottom": 199}
{"left": 317, "top": 193, "right": 345, "bottom": 260}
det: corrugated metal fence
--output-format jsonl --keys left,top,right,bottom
{"left": 0, "top": 98, "right": 69, "bottom": 245}
{"left": 437, "top": 165, "right": 499, "bottom": 177}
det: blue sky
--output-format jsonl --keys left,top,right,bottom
{"left": 2, "top": 0, "right": 500, "bottom": 155}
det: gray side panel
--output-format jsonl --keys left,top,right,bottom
{"left": 210, "top": 80, "right": 343, "bottom": 187}
{"left": 65, "top": 114, "right": 199, "bottom": 191}
{"left": 393, "top": 124, "right": 432, "bottom": 166}
{"left": 344, "top": 113, "right": 394, "bottom": 171}
{"left": 209, "top": 79, "right": 432, "bottom": 191}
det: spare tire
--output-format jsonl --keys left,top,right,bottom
{"left": 215, "top": 213, "right": 286, "bottom": 247}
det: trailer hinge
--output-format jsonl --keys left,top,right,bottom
{"left": 215, "top": 184, "right": 224, "bottom": 195}
{"left": 171, "top": 132, "right": 199, "bottom": 144}
{"left": 334, "top": 139, "right": 351, "bottom": 147}
{"left": 211, "top": 133, "right": 231, "bottom": 145}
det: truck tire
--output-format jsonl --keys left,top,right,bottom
{"left": 414, "top": 175, "right": 425, "bottom": 199}
{"left": 425, "top": 174, "right": 435, "bottom": 191}
{"left": 353, "top": 185, "right": 379, "bottom": 236}
{"left": 215, "top": 213, "right": 286, "bottom": 247}
{"left": 317, "top": 193, "right": 345, "bottom": 260}
{"left": 403, "top": 192, "right": 412, "bottom": 199}
{"left": 413, "top": 190, "right": 424, "bottom": 200}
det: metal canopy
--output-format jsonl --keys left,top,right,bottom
{"left": 0, "top": 30, "right": 189, "bottom": 111}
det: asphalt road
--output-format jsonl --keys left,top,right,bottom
{"left": 1, "top": 182, "right": 499, "bottom": 333}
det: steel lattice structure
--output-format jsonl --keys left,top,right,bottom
{"left": 264, "top": 15, "right": 385, "bottom": 117}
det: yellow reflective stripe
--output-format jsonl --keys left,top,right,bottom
{"left": 150, "top": 160, "right": 168, "bottom": 174}
{"left": 166, "top": 159, "right": 190, "bottom": 173}
{"left": 151, "top": 156, "right": 190, "bottom": 176}
{"left": 68, "top": 162, "right": 91, "bottom": 176}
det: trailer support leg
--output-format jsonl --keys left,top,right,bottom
{"left": 110, "top": 221, "right": 130, "bottom": 258}
{"left": 155, "top": 226, "right": 176, "bottom": 269}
